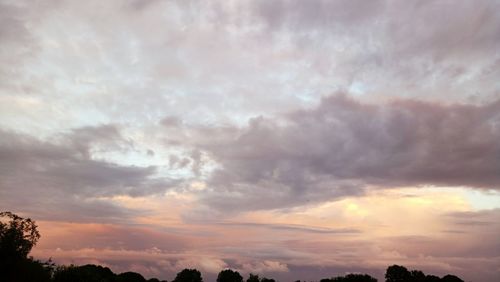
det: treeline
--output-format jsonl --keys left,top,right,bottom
{"left": 1, "top": 212, "right": 465, "bottom": 282}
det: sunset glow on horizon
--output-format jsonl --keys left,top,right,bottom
{"left": 1, "top": 1, "right": 500, "bottom": 282}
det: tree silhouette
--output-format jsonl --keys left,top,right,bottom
{"left": 322, "top": 274, "right": 377, "bottom": 282}
{"left": 117, "top": 271, "right": 147, "bottom": 282}
{"left": 53, "top": 264, "right": 115, "bottom": 282}
{"left": 385, "top": 265, "right": 467, "bottom": 282}
{"left": 0, "top": 211, "right": 40, "bottom": 260}
{"left": 260, "top": 278, "right": 275, "bottom": 282}
{"left": 147, "top": 279, "right": 162, "bottom": 282}
{"left": 424, "top": 275, "right": 441, "bottom": 282}
{"left": 0, "top": 211, "right": 50, "bottom": 282}
{"left": 217, "top": 269, "right": 243, "bottom": 282}
{"left": 173, "top": 268, "right": 203, "bottom": 282}
{"left": 409, "top": 270, "right": 426, "bottom": 282}
{"left": 385, "top": 265, "right": 411, "bottom": 282}
{"left": 441, "top": 275, "right": 464, "bottom": 282}
{"left": 247, "top": 273, "right": 260, "bottom": 282}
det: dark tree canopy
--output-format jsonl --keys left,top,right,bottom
{"left": 440, "top": 275, "right": 464, "bottom": 282}
{"left": 0, "top": 211, "right": 50, "bottom": 282}
{"left": 385, "top": 265, "right": 411, "bottom": 282}
{"left": 53, "top": 264, "right": 115, "bottom": 282}
{"left": 0, "top": 211, "right": 40, "bottom": 260}
{"left": 424, "top": 275, "right": 441, "bottom": 282}
{"left": 385, "top": 265, "right": 466, "bottom": 282}
{"left": 217, "top": 269, "right": 243, "bottom": 282}
{"left": 173, "top": 268, "right": 203, "bottom": 282}
{"left": 409, "top": 270, "right": 426, "bottom": 282}
{"left": 117, "top": 271, "right": 147, "bottom": 282}
{"left": 247, "top": 273, "right": 260, "bottom": 282}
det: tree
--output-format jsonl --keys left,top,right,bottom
{"left": 247, "top": 273, "right": 260, "bottom": 282}
{"left": 0, "top": 211, "right": 46, "bottom": 282}
{"left": 260, "top": 278, "right": 275, "bottom": 282}
{"left": 117, "top": 271, "right": 147, "bottom": 282}
{"left": 344, "top": 274, "right": 377, "bottom": 282}
{"left": 424, "top": 275, "right": 441, "bottom": 282}
{"left": 441, "top": 275, "right": 464, "bottom": 282}
{"left": 217, "top": 269, "right": 243, "bottom": 282}
{"left": 52, "top": 264, "right": 115, "bottom": 282}
{"left": 0, "top": 211, "right": 40, "bottom": 260}
{"left": 409, "top": 270, "right": 426, "bottom": 282}
{"left": 173, "top": 269, "right": 203, "bottom": 282}
{"left": 323, "top": 274, "right": 377, "bottom": 282}
{"left": 385, "top": 265, "right": 410, "bottom": 282}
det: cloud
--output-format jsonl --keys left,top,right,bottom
{"left": 186, "top": 94, "right": 500, "bottom": 212}
{"left": 240, "top": 260, "right": 289, "bottom": 274}
{"left": 1, "top": 1, "right": 499, "bottom": 281}
{"left": 0, "top": 125, "right": 176, "bottom": 222}
{"left": 215, "top": 222, "right": 360, "bottom": 235}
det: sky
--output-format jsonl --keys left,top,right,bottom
{"left": 1, "top": 0, "right": 500, "bottom": 281}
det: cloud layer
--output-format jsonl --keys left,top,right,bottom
{"left": 0, "top": 126, "right": 175, "bottom": 222}
{"left": 186, "top": 95, "right": 500, "bottom": 213}
{"left": 0, "top": 0, "right": 499, "bottom": 282}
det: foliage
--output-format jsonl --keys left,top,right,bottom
{"left": 424, "top": 275, "right": 441, "bottom": 282}
{"left": 0, "top": 211, "right": 40, "bottom": 260}
{"left": 53, "top": 264, "right": 115, "bottom": 282}
{"left": 0, "top": 211, "right": 48, "bottom": 282}
{"left": 322, "top": 273, "right": 377, "bottom": 282}
{"left": 385, "top": 265, "right": 465, "bottom": 282}
{"left": 173, "top": 268, "right": 203, "bottom": 282}
{"left": 52, "top": 264, "right": 164, "bottom": 282}
{"left": 386, "top": 265, "right": 411, "bottom": 282}
{"left": 247, "top": 273, "right": 260, "bottom": 282}
{"left": 217, "top": 269, "right": 243, "bottom": 282}
{"left": 117, "top": 271, "right": 147, "bottom": 282}
{"left": 440, "top": 275, "right": 464, "bottom": 282}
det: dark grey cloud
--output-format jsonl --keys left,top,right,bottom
{"left": 188, "top": 94, "right": 500, "bottom": 212}
{"left": 0, "top": 125, "right": 175, "bottom": 222}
